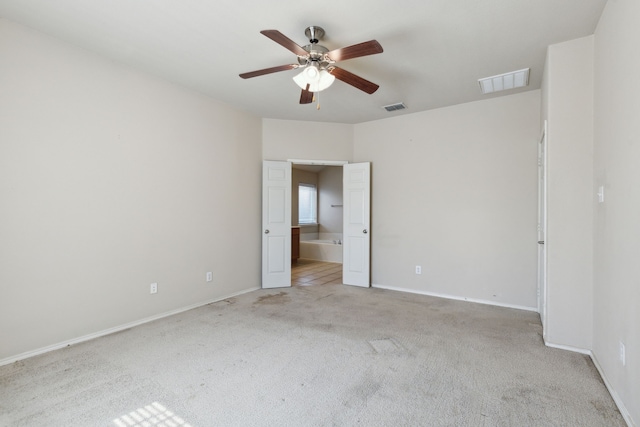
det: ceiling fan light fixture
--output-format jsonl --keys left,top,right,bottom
{"left": 305, "top": 66, "right": 320, "bottom": 80}
{"left": 293, "top": 67, "right": 335, "bottom": 92}
{"left": 240, "top": 27, "right": 382, "bottom": 102}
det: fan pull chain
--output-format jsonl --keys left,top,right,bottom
{"left": 316, "top": 89, "right": 321, "bottom": 110}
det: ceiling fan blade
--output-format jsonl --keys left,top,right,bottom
{"left": 239, "top": 64, "right": 297, "bottom": 79}
{"left": 260, "top": 30, "right": 309, "bottom": 57}
{"left": 300, "top": 84, "right": 314, "bottom": 104}
{"left": 328, "top": 67, "right": 380, "bottom": 94}
{"left": 326, "top": 40, "right": 383, "bottom": 62}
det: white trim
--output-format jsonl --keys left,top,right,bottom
{"left": 544, "top": 340, "right": 634, "bottom": 426}
{"left": 590, "top": 352, "right": 635, "bottom": 427}
{"left": 0, "top": 286, "right": 260, "bottom": 367}
{"left": 373, "top": 284, "right": 634, "bottom": 426}
{"left": 537, "top": 119, "right": 548, "bottom": 335}
{"left": 371, "top": 283, "right": 538, "bottom": 312}
{"left": 2, "top": 283, "right": 634, "bottom": 427}
{"left": 298, "top": 223, "right": 318, "bottom": 229}
{"left": 545, "top": 341, "right": 634, "bottom": 426}
{"left": 287, "top": 159, "right": 348, "bottom": 166}
{"left": 543, "top": 340, "right": 591, "bottom": 355}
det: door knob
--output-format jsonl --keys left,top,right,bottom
{"left": 538, "top": 241, "right": 544, "bottom": 244}
{"left": 264, "top": 230, "right": 270, "bottom": 234}
{"left": 363, "top": 229, "right": 368, "bottom": 234}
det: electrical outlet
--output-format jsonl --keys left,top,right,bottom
{"left": 150, "top": 283, "right": 158, "bottom": 294}
{"left": 620, "top": 341, "right": 626, "bottom": 366}
{"left": 415, "top": 266, "right": 422, "bottom": 275}
{"left": 206, "top": 272, "right": 213, "bottom": 282}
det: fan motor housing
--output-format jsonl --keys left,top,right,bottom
{"left": 297, "top": 26, "right": 333, "bottom": 68}
{"left": 304, "top": 26, "right": 325, "bottom": 43}
{"left": 298, "top": 44, "right": 329, "bottom": 65}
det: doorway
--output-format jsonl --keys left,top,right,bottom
{"left": 292, "top": 164, "right": 344, "bottom": 287}
{"left": 292, "top": 260, "right": 343, "bottom": 287}
{"left": 537, "top": 121, "right": 548, "bottom": 335}
{"left": 261, "top": 160, "right": 371, "bottom": 289}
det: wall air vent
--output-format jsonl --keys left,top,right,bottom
{"left": 383, "top": 102, "right": 407, "bottom": 112}
{"left": 478, "top": 68, "right": 530, "bottom": 94}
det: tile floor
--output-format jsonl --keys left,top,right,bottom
{"left": 292, "top": 259, "right": 343, "bottom": 286}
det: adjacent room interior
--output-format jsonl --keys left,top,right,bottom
{"left": 291, "top": 163, "right": 344, "bottom": 286}
{"left": 0, "top": 0, "right": 638, "bottom": 425}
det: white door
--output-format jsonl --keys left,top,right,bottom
{"left": 262, "top": 161, "right": 292, "bottom": 289}
{"left": 537, "top": 122, "right": 548, "bottom": 332}
{"left": 343, "top": 162, "right": 371, "bottom": 287}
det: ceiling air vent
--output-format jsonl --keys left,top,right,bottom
{"left": 478, "top": 68, "right": 530, "bottom": 94}
{"left": 383, "top": 102, "right": 407, "bottom": 112}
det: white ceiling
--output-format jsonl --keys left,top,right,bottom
{"left": 0, "top": 0, "right": 607, "bottom": 124}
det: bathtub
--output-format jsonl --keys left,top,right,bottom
{"left": 299, "top": 239, "right": 343, "bottom": 263}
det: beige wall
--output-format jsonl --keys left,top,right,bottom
{"left": 354, "top": 91, "right": 540, "bottom": 309}
{"left": 3, "top": 10, "right": 637, "bottom": 420}
{"left": 263, "top": 118, "right": 352, "bottom": 242}
{"left": 0, "top": 19, "right": 263, "bottom": 361}
{"left": 542, "top": 36, "right": 594, "bottom": 351}
{"left": 262, "top": 119, "right": 353, "bottom": 162}
{"left": 593, "top": 0, "right": 640, "bottom": 423}
{"left": 318, "top": 167, "right": 343, "bottom": 235}
{"left": 290, "top": 166, "right": 343, "bottom": 237}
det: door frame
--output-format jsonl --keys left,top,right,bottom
{"left": 260, "top": 159, "right": 349, "bottom": 289}
{"left": 537, "top": 121, "right": 548, "bottom": 333}
{"left": 288, "top": 160, "right": 349, "bottom": 267}
{"left": 270, "top": 159, "right": 368, "bottom": 287}
{"left": 288, "top": 159, "right": 349, "bottom": 167}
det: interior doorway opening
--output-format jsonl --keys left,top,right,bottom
{"left": 292, "top": 259, "right": 343, "bottom": 287}
{"left": 262, "top": 159, "right": 370, "bottom": 289}
{"left": 291, "top": 163, "right": 344, "bottom": 286}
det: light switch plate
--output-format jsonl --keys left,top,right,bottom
{"left": 598, "top": 186, "right": 605, "bottom": 203}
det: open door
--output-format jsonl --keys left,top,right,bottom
{"left": 537, "top": 122, "right": 548, "bottom": 333}
{"left": 262, "top": 161, "right": 292, "bottom": 289}
{"left": 343, "top": 162, "right": 371, "bottom": 287}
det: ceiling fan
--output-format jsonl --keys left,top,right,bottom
{"left": 239, "top": 26, "right": 383, "bottom": 105}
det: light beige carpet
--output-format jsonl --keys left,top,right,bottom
{"left": 0, "top": 283, "right": 625, "bottom": 426}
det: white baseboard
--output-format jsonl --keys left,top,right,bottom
{"left": 0, "top": 286, "right": 260, "bottom": 367}
{"left": 589, "top": 352, "right": 635, "bottom": 427}
{"left": 2, "top": 284, "right": 634, "bottom": 427}
{"left": 370, "top": 284, "right": 634, "bottom": 426}
{"left": 371, "top": 283, "right": 538, "bottom": 312}
{"left": 543, "top": 340, "right": 591, "bottom": 355}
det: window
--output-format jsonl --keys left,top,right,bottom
{"left": 298, "top": 184, "right": 317, "bottom": 224}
